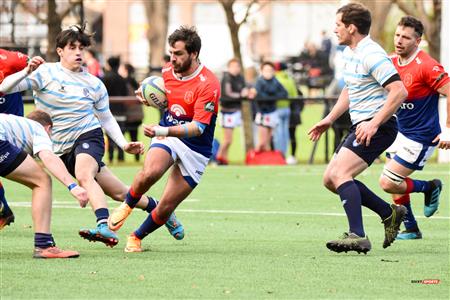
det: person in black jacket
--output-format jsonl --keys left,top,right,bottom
{"left": 254, "top": 61, "right": 287, "bottom": 151}
{"left": 216, "top": 58, "right": 255, "bottom": 164}
{"left": 102, "top": 56, "right": 129, "bottom": 163}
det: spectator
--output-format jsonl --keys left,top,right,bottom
{"left": 84, "top": 49, "right": 103, "bottom": 78}
{"left": 273, "top": 62, "right": 297, "bottom": 158}
{"left": 119, "top": 62, "right": 144, "bottom": 162}
{"left": 102, "top": 56, "right": 129, "bottom": 163}
{"left": 254, "top": 62, "right": 287, "bottom": 151}
{"left": 216, "top": 58, "right": 256, "bottom": 165}
{"left": 287, "top": 91, "right": 304, "bottom": 165}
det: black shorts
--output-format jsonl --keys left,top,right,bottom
{"left": 0, "top": 140, "right": 28, "bottom": 177}
{"left": 335, "top": 116, "right": 398, "bottom": 166}
{"left": 59, "top": 128, "right": 106, "bottom": 177}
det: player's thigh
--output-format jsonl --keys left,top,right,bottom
{"left": 5, "top": 155, "right": 49, "bottom": 188}
{"left": 95, "top": 166, "right": 128, "bottom": 199}
{"left": 325, "top": 147, "right": 368, "bottom": 182}
{"left": 384, "top": 159, "right": 415, "bottom": 178}
{"left": 74, "top": 153, "right": 99, "bottom": 180}
{"left": 142, "top": 141, "right": 175, "bottom": 179}
{"left": 157, "top": 165, "right": 193, "bottom": 214}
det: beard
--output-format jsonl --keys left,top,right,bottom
{"left": 172, "top": 57, "right": 192, "bottom": 74}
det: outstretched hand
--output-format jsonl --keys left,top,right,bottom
{"left": 124, "top": 141, "right": 145, "bottom": 154}
{"left": 70, "top": 186, "right": 88, "bottom": 208}
{"left": 308, "top": 118, "right": 332, "bottom": 142}
{"left": 433, "top": 131, "right": 450, "bottom": 150}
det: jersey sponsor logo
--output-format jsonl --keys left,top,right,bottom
{"left": 415, "top": 57, "right": 422, "bottom": 65}
{"left": 204, "top": 101, "right": 215, "bottom": 112}
{"left": 432, "top": 66, "right": 440, "bottom": 72}
{"left": 400, "top": 102, "right": 415, "bottom": 110}
{"left": 0, "top": 54, "right": 6, "bottom": 60}
{"left": 165, "top": 113, "right": 187, "bottom": 125}
{"left": 195, "top": 170, "right": 204, "bottom": 175}
{"left": 170, "top": 104, "right": 186, "bottom": 117}
{"left": 184, "top": 91, "right": 194, "bottom": 104}
{"left": 403, "top": 73, "right": 413, "bottom": 87}
{"left": 199, "top": 74, "right": 206, "bottom": 82}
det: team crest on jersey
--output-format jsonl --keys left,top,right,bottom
{"left": 432, "top": 66, "right": 440, "bottom": 72}
{"left": 184, "top": 91, "right": 194, "bottom": 104}
{"left": 0, "top": 97, "right": 5, "bottom": 104}
{"left": 204, "top": 101, "right": 215, "bottom": 112}
{"left": 83, "top": 88, "right": 90, "bottom": 97}
{"left": 82, "top": 143, "right": 90, "bottom": 149}
{"left": 403, "top": 73, "right": 413, "bottom": 87}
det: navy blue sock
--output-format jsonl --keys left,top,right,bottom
{"left": 354, "top": 180, "right": 392, "bottom": 220}
{"left": 141, "top": 196, "right": 158, "bottom": 213}
{"left": 405, "top": 177, "right": 430, "bottom": 193}
{"left": 125, "top": 188, "right": 142, "bottom": 209}
{"left": 336, "top": 181, "right": 365, "bottom": 237}
{"left": 0, "top": 183, "right": 11, "bottom": 212}
{"left": 402, "top": 202, "right": 418, "bottom": 231}
{"left": 95, "top": 208, "right": 109, "bottom": 225}
{"left": 134, "top": 211, "right": 165, "bottom": 240}
{"left": 34, "top": 233, "right": 55, "bottom": 249}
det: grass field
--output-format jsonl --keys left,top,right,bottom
{"left": 0, "top": 163, "right": 448, "bottom": 299}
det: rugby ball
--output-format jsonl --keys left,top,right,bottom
{"left": 140, "top": 76, "right": 167, "bottom": 110}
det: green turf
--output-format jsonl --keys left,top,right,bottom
{"left": 1, "top": 164, "right": 449, "bottom": 299}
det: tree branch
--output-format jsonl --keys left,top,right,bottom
{"left": 237, "top": 0, "right": 258, "bottom": 27}
{"left": 61, "top": 0, "right": 82, "bottom": 20}
{"left": 394, "top": 0, "right": 416, "bottom": 16}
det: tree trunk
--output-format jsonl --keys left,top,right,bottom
{"left": 359, "top": 0, "right": 393, "bottom": 47}
{"left": 144, "top": 0, "right": 170, "bottom": 74}
{"left": 220, "top": 0, "right": 254, "bottom": 152}
{"left": 46, "top": 0, "right": 62, "bottom": 61}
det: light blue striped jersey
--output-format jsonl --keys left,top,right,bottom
{"left": 12, "top": 63, "right": 109, "bottom": 155}
{"left": 342, "top": 36, "right": 398, "bottom": 124}
{"left": 0, "top": 113, "right": 53, "bottom": 157}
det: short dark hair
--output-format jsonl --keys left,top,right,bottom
{"left": 107, "top": 56, "right": 121, "bottom": 71}
{"left": 168, "top": 26, "right": 201, "bottom": 58}
{"left": 227, "top": 58, "right": 241, "bottom": 66}
{"left": 56, "top": 24, "right": 93, "bottom": 49}
{"left": 337, "top": 3, "right": 371, "bottom": 35}
{"left": 261, "top": 61, "right": 275, "bottom": 70}
{"left": 27, "top": 110, "right": 53, "bottom": 127}
{"left": 398, "top": 16, "right": 424, "bottom": 37}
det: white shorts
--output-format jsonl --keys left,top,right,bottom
{"left": 220, "top": 111, "right": 242, "bottom": 128}
{"left": 385, "top": 132, "right": 436, "bottom": 170}
{"left": 150, "top": 137, "right": 209, "bottom": 188}
{"left": 255, "top": 111, "right": 278, "bottom": 129}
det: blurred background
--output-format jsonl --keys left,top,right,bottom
{"left": 1, "top": 0, "right": 448, "bottom": 164}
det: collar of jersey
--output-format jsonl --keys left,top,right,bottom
{"left": 397, "top": 48, "right": 421, "bottom": 67}
{"left": 173, "top": 64, "right": 204, "bottom": 81}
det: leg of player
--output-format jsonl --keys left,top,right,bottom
{"left": 5, "top": 155, "right": 79, "bottom": 258}
{"left": 380, "top": 159, "right": 442, "bottom": 218}
{"left": 125, "top": 164, "right": 193, "bottom": 252}
{"left": 0, "top": 180, "right": 14, "bottom": 230}
{"left": 379, "top": 158, "right": 422, "bottom": 239}
{"left": 97, "top": 166, "right": 184, "bottom": 239}
{"left": 324, "top": 148, "right": 406, "bottom": 253}
{"left": 108, "top": 147, "right": 173, "bottom": 231}
{"left": 75, "top": 153, "right": 118, "bottom": 247}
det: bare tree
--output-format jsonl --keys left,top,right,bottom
{"left": 144, "top": 0, "right": 170, "bottom": 74}
{"left": 219, "top": 0, "right": 260, "bottom": 152}
{"left": 393, "top": 0, "right": 442, "bottom": 60}
{"left": 18, "top": 0, "right": 83, "bottom": 61}
{"left": 359, "top": 0, "right": 394, "bottom": 47}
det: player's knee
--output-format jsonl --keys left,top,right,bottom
{"left": 379, "top": 167, "right": 405, "bottom": 193}
{"left": 155, "top": 201, "right": 175, "bottom": 220}
{"left": 322, "top": 172, "right": 336, "bottom": 192}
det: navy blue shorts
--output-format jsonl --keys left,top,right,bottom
{"left": 335, "top": 116, "right": 398, "bottom": 166}
{"left": 59, "top": 128, "right": 106, "bottom": 177}
{"left": 0, "top": 140, "right": 28, "bottom": 177}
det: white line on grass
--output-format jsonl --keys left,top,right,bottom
{"left": 9, "top": 202, "right": 450, "bottom": 220}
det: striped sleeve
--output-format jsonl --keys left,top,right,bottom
{"left": 363, "top": 51, "right": 398, "bottom": 86}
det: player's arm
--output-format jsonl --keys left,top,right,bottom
{"left": 37, "top": 149, "right": 88, "bottom": 208}
{"left": 0, "top": 56, "right": 45, "bottom": 94}
{"left": 143, "top": 121, "right": 206, "bottom": 138}
{"left": 355, "top": 79, "right": 407, "bottom": 146}
{"left": 308, "top": 87, "right": 349, "bottom": 141}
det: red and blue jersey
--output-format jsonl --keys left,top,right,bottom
{"left": 160, "top": 63, "right": 220, "bottom": 158}
{"left": 392, "top": 50, "right": 449, "bottom": 145}
{"left": 0, "top": 49, "right": 28, "bottom": 116}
